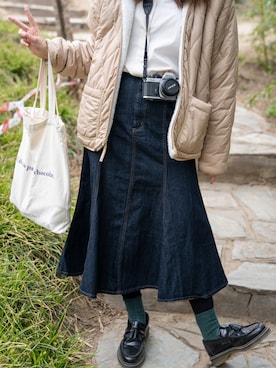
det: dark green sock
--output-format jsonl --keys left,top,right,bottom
{"left": 195, "top": 308, "right": 221, "bottom": 341}
{"left": 123, "top": 294, "right": 146, "bottom": 324}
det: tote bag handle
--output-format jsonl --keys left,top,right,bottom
{"left": 32, "top": 53, "right": 59, "bottom": 118}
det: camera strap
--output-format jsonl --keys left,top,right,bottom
{"left": 143, "top": 0, "right": 153, "bottom": 79}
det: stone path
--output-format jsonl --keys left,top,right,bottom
{"left": 95, "top": 312, "right": 275, "bottom": 368}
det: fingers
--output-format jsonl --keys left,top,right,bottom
{"left": 18, "top": 29, "right": 38, "bottom": 47}
{"left": 20, "top": 38, "right": 30, "bottom": 47}
{"left": 8, "top": 5, "right": 47, "bottom": 58}
{"left": 8, "top": 16, "right": 29, "bottom": 31}
{"left": 24, "top": 5, "right": 37, "bottom": 29}
{"left": 18, "top": 29, "right": 29, "bottom": 46}
{"left": 8, "top": 6, "right": 37, "bottom": 32}
{"left": 210, "top": 176, "right": 216, "bottom": 184}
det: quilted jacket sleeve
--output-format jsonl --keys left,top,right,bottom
{"left": 198, "top": 0, "right": 239, "bottom": 176}
{"left": 47, "top": 1, "right": 99, "bottom": 79}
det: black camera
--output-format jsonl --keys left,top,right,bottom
{"left": 143, "top": 72, "right": 180, "bottom": 101}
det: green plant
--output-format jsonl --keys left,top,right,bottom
{"left": 237, "top": 1, "right": 276, "bottom": 119}
{"left": 246, "top": 79, "right": 276, "bottom": 117}
{"left": 267, "top": 102, "right": 276, "bottom": 116}
{"left": 248, "top": 0, "right": 276, "bottom": 71}
{"left": 265, "top": 80, "right": 276, "bottom": 116}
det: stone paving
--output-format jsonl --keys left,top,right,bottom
{"left": 95, "top": 105, "right": 276, "bottom": 367}
{"left": 95, "top": 312, "right": 276, "bottom": 368}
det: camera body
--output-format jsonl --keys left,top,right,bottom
{"left": 143, "top": 72, "right": 180, "bottom": 101}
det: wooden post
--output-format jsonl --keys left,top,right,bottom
{"left": 53, "top": 0, "right": 73, "bottom": 40}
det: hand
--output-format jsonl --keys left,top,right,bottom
{"left": 210, "top": 176, "right": 216, "bottom": 184}
{"left": 8, "top": 5, "right": 48, "bottom": 59}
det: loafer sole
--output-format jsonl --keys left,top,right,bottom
{"left": 117, "top": 348, "right": 146, "bottom": 368}
{"left": 210, "top": 326, "right": 271, "bottom": 367}
{"left": 117, "top": 328, "right": 149, "bottom": 368}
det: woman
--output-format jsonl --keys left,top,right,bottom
{"left": 9, "top": 1, "right": 270, "bottom": 367}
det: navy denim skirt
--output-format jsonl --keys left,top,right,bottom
{"left": 57, "top": 72, "right": 227, "bottom": 301}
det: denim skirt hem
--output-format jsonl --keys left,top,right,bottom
{"left": 57, "top": 73, "right": 228, "bottom": 301}
{"left": 78, "top": 284, "right": 228, "bottom": 302}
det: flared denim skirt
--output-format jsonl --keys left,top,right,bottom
{"left": 57, "top": 73, "right": 227, "bottom": 301}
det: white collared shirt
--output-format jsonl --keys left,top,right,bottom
{"left": 124, "top": 0, "right": 188, "bottom": 78}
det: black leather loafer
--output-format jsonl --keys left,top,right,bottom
{"left": 117, "top": 313, "right": 149, "bottom": 367}
{"left": 203, "top": 322, "right": 270, "bottom": 367}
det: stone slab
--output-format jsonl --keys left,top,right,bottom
{"left": 233, "top": 106, "right": 269, "bottom": 133}
{"left": 232, "top": 241, "right": 276, "bottom": 263}
{"left": 215, "top": 354, "right": 276, "bottom": 368}
{"left": 252, "top": 221, "right": 276, "bottom": 242}
{"left": 213, "top": 287, "right": 251, "bottom": 319}
{"left": 201, "top": 189, "right": 238, "bottom": 209}
{"left": 248, "top": 355, "right": 276, "bottom": 368}
{"left": 230, "top": 132, "right": 276, "bottom": 155}
{"left": 233, "top": 186, "right": 276, "bottom": 221}
{"left": 95, "top": 320, "right": 199, "bottom": 368}
{"left": 217, "top": 355, "right": 247, "bottom": 368}
{"left": 228, "top": 262, "right": 276, "bottom": 293}
{"left": 249, "top": 294, "right": 276, "bottom": 323}
{"left": 207, "top": 209, "right": 247, "bottom": 239}
{"left": 231, "top": 105, "right": 276, "bottom": 155}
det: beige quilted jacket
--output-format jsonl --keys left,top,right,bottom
{"left": 48, "top": 0, "right": 238, "bottom": 176}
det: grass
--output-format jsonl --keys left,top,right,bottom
{"left": 0, "top": 20, "right": 93, "bottom": 367}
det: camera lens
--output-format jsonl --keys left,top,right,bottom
{"left": 160, "top": 78, "right": 180, "bottom": 97}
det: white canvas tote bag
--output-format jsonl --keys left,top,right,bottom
{"left": 10, "top": 57, "right": 71, "bottom": 234}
